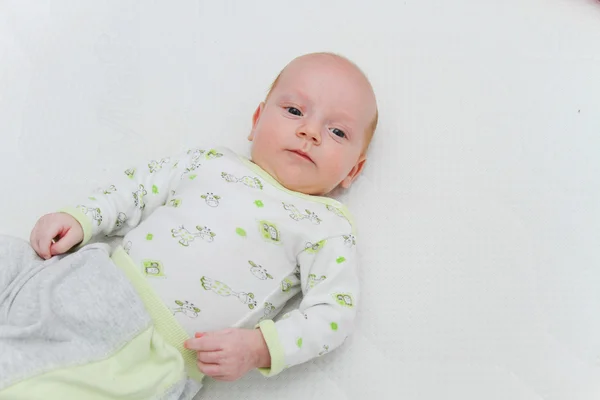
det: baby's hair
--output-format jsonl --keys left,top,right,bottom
{"left": 265, "top": 52, "right": 378, "bottom": 153}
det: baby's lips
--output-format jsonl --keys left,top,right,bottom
{"left": 195, "top": 332, "right": 204, "bottom": 338}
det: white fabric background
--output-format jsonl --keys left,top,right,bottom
{"left": 1, "top": 1, "right": 599, "bottom": 399}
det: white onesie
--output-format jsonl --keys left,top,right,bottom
{"left": 63, "top": 146, "right": 359, "bottom": 376}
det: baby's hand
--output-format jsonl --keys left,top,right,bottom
{"left": 30, "top": 212, "right": 84, "bottom": 260}
{"left": 184, "top": 328, "right": 271, "bottom": 381}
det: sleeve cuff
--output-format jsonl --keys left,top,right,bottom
{"left": 256, "top": 319, "right": 286, "bottom": 377}
{"left": 59, "top": 207, "right": 94, "bottom": 248}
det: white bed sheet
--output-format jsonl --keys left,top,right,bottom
{"left": 1, "top": 1, "right": 600, "bottom": 399}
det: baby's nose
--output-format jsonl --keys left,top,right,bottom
{"left": 297, "top": 125, "right": 321, "bottom": 144}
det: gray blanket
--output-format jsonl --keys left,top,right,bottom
{"left": 0, "top": 235, "right": 201, "bottom": 399}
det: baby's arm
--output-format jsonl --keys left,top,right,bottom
{"left": 61, "top": 147, "right": 206, "bottom": 246}
{"left": 257, "top": 234, "right": 359, "bottom": 376}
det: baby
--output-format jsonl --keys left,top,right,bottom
{"left": 0, "top": 52, "right": 378, "bottom": 399}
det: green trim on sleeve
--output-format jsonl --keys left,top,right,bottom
{"left": 256, "top": 319, "right": 286, "bottom": 377}
{"left": 59, "top": 207, "right": 93, "bottom": 247}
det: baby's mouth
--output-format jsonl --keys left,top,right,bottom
{"left": 289, "top": 149, "right": 314, "bottom": 163}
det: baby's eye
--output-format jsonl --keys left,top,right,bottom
{"left": 286, "top": 107, "right": 303, "bottom": 116}
{"left": 330, "top": 128, "right": 346, "bottom": 138}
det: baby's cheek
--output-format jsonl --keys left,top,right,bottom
{"left": 322, "top": 160, "right": 348, "bottom": 185}
{"left": 332, "top": 155, "right": 352, "bottom": 175}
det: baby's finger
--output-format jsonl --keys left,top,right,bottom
{"left": 43, "top": 227, "right": 63, "bottom": 258}
{"left": 37, "top": 236, "right": 53, "bottom": 260}
{"left": 50, "top": 231, "right": 79, "bottom": 255}
{"left": 197, "top": 350, "right": 222, "bottom": 365}
{"left": 184, "top": 336, "right": 222, "bottom": 352}
{"left": 196, "top": 361, "right": 221, "bottom": 377}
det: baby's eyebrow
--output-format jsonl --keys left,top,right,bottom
{"left": 279, "top": 90, "right": 311, "bottom": 104}
{"left": 277, "top": 91, "right": 359, "bottom": 124}
{"left": 329, "top": 111, "right": 357, "bottom": 124}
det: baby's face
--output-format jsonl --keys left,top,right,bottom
{"left": 248, "top": 54, "right": 377, "bottom": 195}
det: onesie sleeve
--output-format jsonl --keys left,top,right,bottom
{"left": 257, "top": 233, "right": 359, "bottom": 376}
{"left": 60, "top": 146, "right": 209, "bottom": 245}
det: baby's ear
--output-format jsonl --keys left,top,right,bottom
{"left": 248, "top": 102, "right": 265, "bottom": 141}
{"left": 340, "top": 156, "right": 367, "bottom": 189}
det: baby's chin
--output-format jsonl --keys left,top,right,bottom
{"left": 275, "top": 172, "right": 335, "bottom": 196}
{"left": 251, "top": 154, "right": 334, "bottom": 195}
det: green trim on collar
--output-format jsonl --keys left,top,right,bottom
{"left": 237, "top": 156, "right": 356, "bottom": 229}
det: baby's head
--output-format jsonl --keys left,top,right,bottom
{"left": 248, "top": 52, "right": 378, "bottom": 196}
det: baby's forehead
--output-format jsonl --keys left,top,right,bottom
{"left": 278, "top": 68, "right": 368, "bottom": 102}
{"left": 289, "top": 56, "right": 372, "bottom": 94}
{"left": 269, "top": 53, "right": 378, "bottom": 126}
{"left": 281, "top": 55, "right": 363, "bottom": 84}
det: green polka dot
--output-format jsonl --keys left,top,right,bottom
{"left": 146, "top": 234, "right": 153, "bottom": 241}
{"left": 336, "top": 256, "right": 346, "bottom": 264}
{"left": 189, "top": 174, "right": 197, "bottom": 180}
{"left": 330, "top": 322, "right": 338, "bottom": 331}
{"left": 296, "top": 338, "right": 303, "bottom": 348}
{"left": 88, "top": 196, "right": 96, "bottom": 201}
{"left": 254, "top": 200, "right": 264, "bottom": 208}
{"left": 152, "top": 185, "right": 159, "bottom": 194}
{"left": 236, "top": 228, "right": 247, "bottom": 237}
